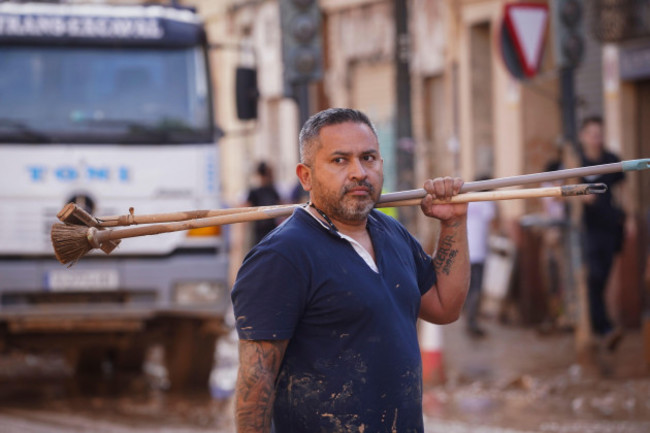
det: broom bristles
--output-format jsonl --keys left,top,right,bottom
{"left": 51, "top": 223, "right": 94, "bottom": 266}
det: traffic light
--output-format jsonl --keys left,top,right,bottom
{"left": 279, "top": 0, "right": 323, "bottom": 91}
{"left": 235, "top": 67, "right": 258, "bottom": 120}
{"left": 552, "top": 0, "right": 585, "bottom": 69}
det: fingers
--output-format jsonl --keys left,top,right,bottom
{"left": 423, "top": 177, "right": 464, "bottom": 201}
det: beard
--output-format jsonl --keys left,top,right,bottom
{"left": 313, "top": 177, "right": 382, "bottom": 223}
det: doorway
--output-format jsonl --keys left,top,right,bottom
{"left": 469, "top": 22, "right": 495, "bottom": 178}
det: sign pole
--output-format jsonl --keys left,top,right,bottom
{"left": 560, "top": 67, "right": 578, "bottom": 146}
{"left": 559, "top": 64, "right": 596, "bottom": 368}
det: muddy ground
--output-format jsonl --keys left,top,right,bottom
{"left": 0, "top": 319, "right": 648, "bottom": 433}
{"left": 425, "top": 319, "right": 650, "bottom": 432}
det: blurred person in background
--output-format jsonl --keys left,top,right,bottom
{"left": 578, "top": 116, "right": 627, "bottom": 351}
{"left": 231, "top": 108, "right": 470, "bottom": 433}
{"left": 244, "top": 161, "right": 282, "bottom": 245}
{"left": 465, "top": 175, "right": 496, "bottom": 338}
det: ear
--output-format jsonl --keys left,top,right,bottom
{"left": 296, "top": 163, "right": 313, "bottom": 192}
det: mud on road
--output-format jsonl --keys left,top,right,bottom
{"left": 0, "top": 346, "right": 235, "bottom": 433}
{"left": 423, "top": 320, "right": 650, "bottom": 433}
{"left": 0, "top": 320, "right": 649, "bottom": 433}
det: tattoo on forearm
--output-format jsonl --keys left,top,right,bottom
{"left": 433, "top": 235, "right": 453, "bottom": 271}
{"left": 236, "top": 340, "right": 287, "bottom": 432}
{"left": 434, "top": 234, "right": 459, "bottom": 276}
{"left": 443, "top": 249, "right": 458, "bottom": 275}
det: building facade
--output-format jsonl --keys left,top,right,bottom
{"left": 186, "top": 0, "right": 646, "bottom": 324}
{"left": 593, "top": 2, "right": 650, "bottom": 327}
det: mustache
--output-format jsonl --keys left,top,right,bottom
{"left": 343, "top": 180, "right": 375, "bottom": 195}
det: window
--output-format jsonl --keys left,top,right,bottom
{"left": 0, "top": 45, "right": 211, "bottom": 143}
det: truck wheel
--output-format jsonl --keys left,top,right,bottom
{"left": 70, "top": 347, "right": 108, "bottom": 394}
{"left": 164, "top": 319, "right": 217, "bottom": 392}
{"left": 112, "top": 343, "right": 148, "bottom": 393}
{"left": 114, "top": 343, "right": 146, "bottom": 374}
{"left": 75, "top": 347, "right": 106, "bottom": 375}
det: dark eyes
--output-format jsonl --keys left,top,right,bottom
{"left": 333, "top": 155, "right": 377, "bottom": 164}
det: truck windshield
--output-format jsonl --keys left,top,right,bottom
{"left": 0, "top": 45, "right": 211, "bottom": 144}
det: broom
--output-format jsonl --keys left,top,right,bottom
{"left": 58, "top": 158, "right": 649, "bottom": 228}
{"left": 52, "top": 183, "right": 606, "bottom": 265}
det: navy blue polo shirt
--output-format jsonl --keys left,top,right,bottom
{"left": 232, "top": 208, "right": 437, "bottom": 433}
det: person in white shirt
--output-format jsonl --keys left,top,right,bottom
{"left": 465, "top": 187, "right": 496, "bottom": 337}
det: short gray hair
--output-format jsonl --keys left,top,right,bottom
{"left": 299, "top": 108, "right": 378, "bottom": 165}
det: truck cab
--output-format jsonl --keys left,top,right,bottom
{"left": 0, "top": 2, "right": 230, "bottom": 391}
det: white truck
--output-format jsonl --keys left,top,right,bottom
{"left": 0, "top": 2, "right": 230, "bottom": 391}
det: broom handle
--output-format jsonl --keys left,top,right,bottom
{"left": 91, "top": 184, "right": 604, "bottom": 243}
{"left": 378, "top": 183, "right": 606, "bottom": 208}
{"left": 94, "top": 158, "right": 648, "bottom": 227}
{"left": 378, "top": 158, "right": 649, "bottom": 203}
{"left": 97, "top": 203, "right": 300, "bottom": 227}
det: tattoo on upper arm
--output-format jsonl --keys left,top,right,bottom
{"left": 433, "top": 234, "right": 459, "bottom": 276}
{"left": 236, "top": 340, "right": 288, "bottom": 432}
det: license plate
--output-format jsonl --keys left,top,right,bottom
{"left": 47, "top": 269, "right": 120, "bottom": 291}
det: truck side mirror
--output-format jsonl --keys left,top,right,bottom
{"left": 235, "top": 67, "right": 258, "bottom": 120}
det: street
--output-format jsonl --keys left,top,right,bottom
{"left": 423, "top": 320, "right": 650, "bottom": 433}
{"left": 3, "top": 408, "right": 648, "bottom": 433}
{"left": 1, "top": 319, "right": 648, "bottom": 433}
{"left": 0, "top": 0, "right": 649, "bottom": 431}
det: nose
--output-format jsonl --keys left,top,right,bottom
{"left": 348, "top": 158, "right": 368, "bottom": 180}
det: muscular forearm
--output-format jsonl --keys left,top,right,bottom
{"left": 418, "top": 176, "right": 470, "bottom": 323}
{"left": 235, "top": 339, "right": 288, "bottom": 433}
{"left": 421, "top": 216, "right": 470, "bottom": 323}
{"left": 433, "top": 217, "right": 468, "bottom": 278}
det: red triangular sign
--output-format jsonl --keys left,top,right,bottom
{"left": 504, "top": 3, "right": 549, "bottom": 78}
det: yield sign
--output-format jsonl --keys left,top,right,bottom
{"left": 503, "top": 3, "right": 549, "bottom": 78}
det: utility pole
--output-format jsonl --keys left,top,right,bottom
{"left": 553, "top": 0, "right": 593, "bottom": 367}
{"left": 293, "top": 83, "right": 311, "bottom": 132}
{"left": 560, "top": 65, "right": 594, "bottom": 367}
{"left": 560, "top": 68, "right": 578, "bottom": 145}
{"left": 279, "top": 0, "right": 323, "bottom": 131}
{"left": 395, "top": 0, "right": 416, "bottom": 229}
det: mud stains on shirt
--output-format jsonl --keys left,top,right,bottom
{"left": 232, "top": 209, "right": 436, "bottom": 432}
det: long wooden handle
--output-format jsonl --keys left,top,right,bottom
{"left": 89, "top": 158, "right": 648, "bottom": 227}
{"left": 91, "top": 184, "right": 603, "bottom": 244}
{"left": 378, "top": 159, "right": 647, "bottom": 204}
{"left": 93, "top": 205, "right": 294, "bottom": 243}
{"left": 96, "top": 203, "right": 300, "bottom": 227}
{"left": 379, "top": 183, "right": 605, "bottom": 207}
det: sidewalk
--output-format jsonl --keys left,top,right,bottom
{"left": 423, "top": 319, "right": 650, "bottom": 433}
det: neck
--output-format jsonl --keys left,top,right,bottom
{"left": 308, "top": 202, "right": 368, "bottom": 237}
{"left": 331, "top": 216, "right": 368, "bottom": 237}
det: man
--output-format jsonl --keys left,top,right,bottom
{"left": 579, "top": 116, "right": 626, "bottom": 350}
{"left": 232, "top": 108, "right": 469, "bottom": 432}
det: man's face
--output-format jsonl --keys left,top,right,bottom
{"left": 580, "top": 122, "right": 604, "bottom": 157}
{"left": 302, "top": 121, "right": 383, "bottom": 224}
